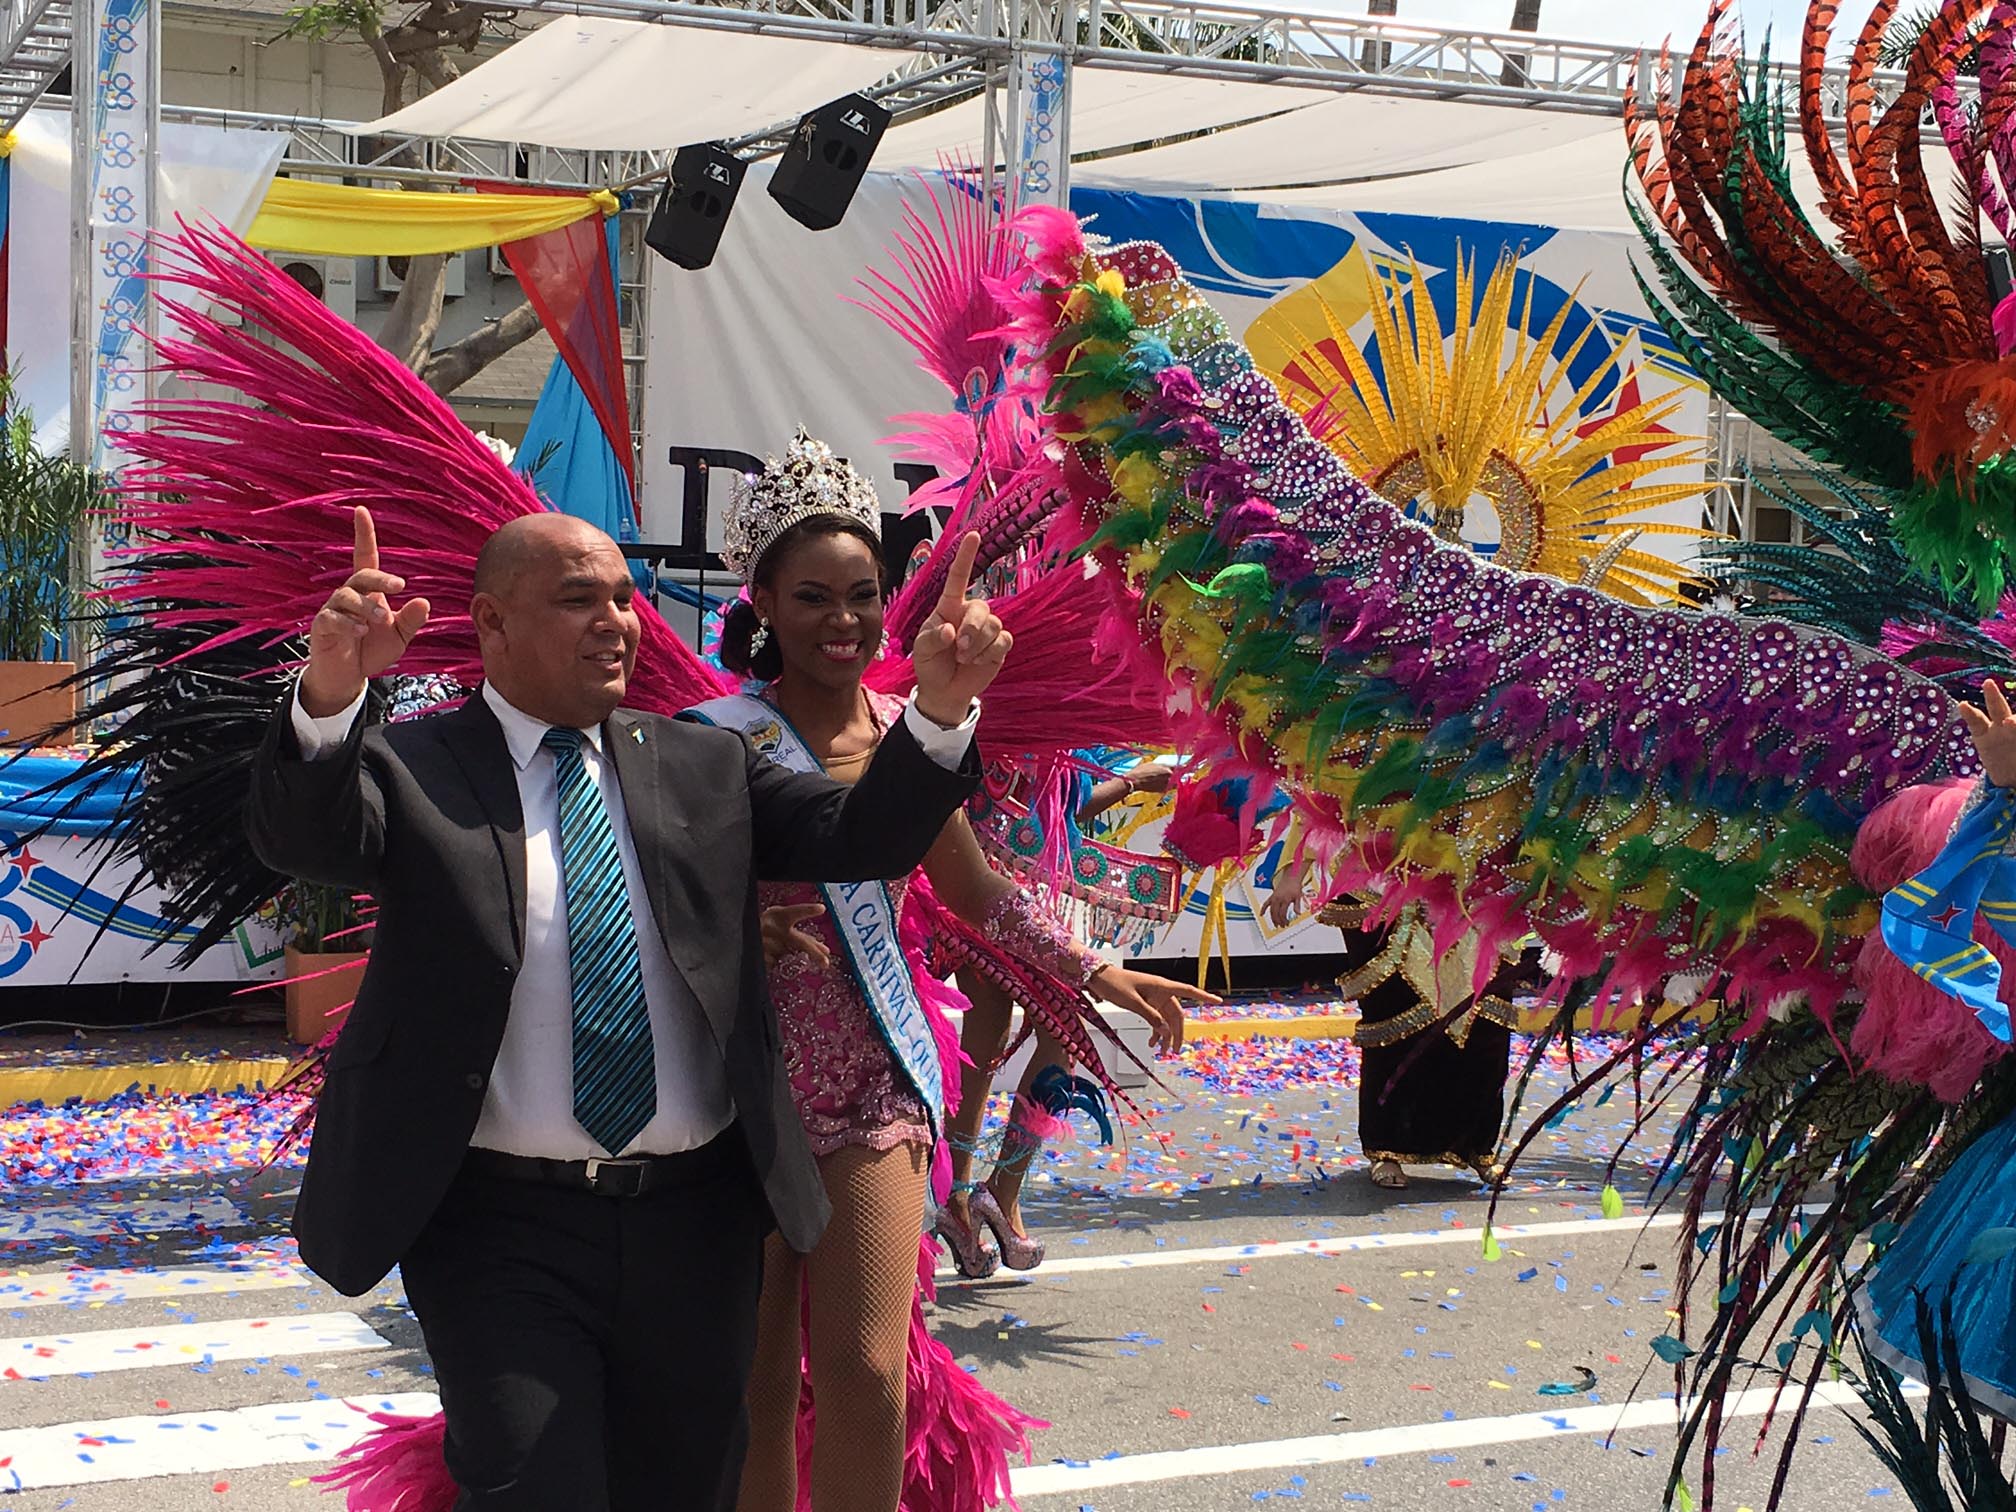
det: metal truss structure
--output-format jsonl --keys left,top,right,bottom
{"left": 0, "top": 0, "right": 67, "bottom": 129}
{"left": 6, "top": 0, "right": 1926, "bottom": 141}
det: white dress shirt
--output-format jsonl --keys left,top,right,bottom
{"left": 290, "top": 680, "right": 979, "bottom": 1160}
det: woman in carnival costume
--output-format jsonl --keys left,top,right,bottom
{"left": 695, "top": 432, "right": 1208, "bottom": 1510}
{"left": 934, "top": 750, "right": 1182, "bottom": 1277}
{"left": 1832, "top": 679, "right": 2016, "bottom": 1435}
{"left": 1265, "top": 861, "right": 1525, "bottom": 1190}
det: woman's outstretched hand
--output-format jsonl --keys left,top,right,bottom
{"left": 1088, "top": 966, "right": 1221, "bottom": 1053}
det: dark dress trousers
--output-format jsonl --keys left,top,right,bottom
{"left": 245, "top": 690, "right": 978, "bottom": 1512}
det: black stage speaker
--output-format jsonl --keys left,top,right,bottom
{"left": 1990, "top": 244, "right": 2015, "bottom": 306}
{"left": 767, "top": 94, "right": 892, "bottom": 232}
{"left": 645, "top": 143, "right": 746, "bottom": 271}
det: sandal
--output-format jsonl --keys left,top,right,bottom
{"left": 934, "top": 1194, "right": 1001, "bottom": 1280}
{"left": 1368, "top": 1158, "right": 1409, "bottom": 1190}
{"left": 971, "top": 1184, "right": 1046, "bottom": 1271}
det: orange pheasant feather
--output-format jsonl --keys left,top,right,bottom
{"left": 1798, "top": 0, "right": 1861, "bottom": 250}
{"left": 1645, "top": 56, "right": 1749, "bottom": 304}
{"left": 1733, "top": 152, "right": 1911, "bottom": 385}
{"left": 1860, "top": 2, "right": 2011, "bottom": 366}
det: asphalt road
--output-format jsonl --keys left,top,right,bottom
{"left": 0, "top": 1043, "right": 1918, "bottom": 1511}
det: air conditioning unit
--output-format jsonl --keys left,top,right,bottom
{"left": 375, "top": 252, "right": 467, "bottom": 298}
{"left": 273, "top": 255, "right": 358, "bottom": 323}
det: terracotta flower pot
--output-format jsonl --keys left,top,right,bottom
{"left": 284, "top": 944, "right": 369, "bottom": 1046}
{"left": 0, "top": 661, "right": 76, "bottom": 747}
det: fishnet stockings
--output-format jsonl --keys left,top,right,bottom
{"left": 738, "top": 1141, "right": 930, "bottom": 1512}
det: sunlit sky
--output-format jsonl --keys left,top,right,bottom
{"left": 1316, "top": 0, "right": 1829, "bottom": 50}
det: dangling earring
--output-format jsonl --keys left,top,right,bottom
{"left": 876, "top": 628, "right": 890, "bottom": 661}
{"left": 749, "top": 617, "right": 771, "bottom": 656}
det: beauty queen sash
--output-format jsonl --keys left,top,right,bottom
{"left": 685, "top": 694, "right": 945, "bottom": 1133}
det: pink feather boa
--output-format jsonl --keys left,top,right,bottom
{"left": 1849, "top": 778, "right": 2015, "bottom": 1100}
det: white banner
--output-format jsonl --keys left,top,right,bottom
{"left": 1013, "top": 52, "right": 1069, "bottom": 207}
{"left": 7, "top": 110, "right": 286, "bottom": 454}
{"left": 0, "top": 831, "right": 281, "bottom": 986}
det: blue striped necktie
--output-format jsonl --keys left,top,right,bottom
{"left": 541, "top": 727, "right": 657, "bottom": 1156}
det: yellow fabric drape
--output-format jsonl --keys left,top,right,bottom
{"left": 246, "top": 178, "right": 618, "bottom": 257}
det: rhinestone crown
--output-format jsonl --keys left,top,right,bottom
{"left": 722, "top": 428, "right": 882, "bottom": 582}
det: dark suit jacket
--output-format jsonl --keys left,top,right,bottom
{"left": 246, "top": 691, "right": 978, "bottom": 1297}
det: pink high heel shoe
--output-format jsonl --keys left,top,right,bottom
{"left": 935, "top": 1195, "right": 1000, "bottom": 1279}
{"left": 969, "top": 1185, "right": 1045, "bottom": 1271}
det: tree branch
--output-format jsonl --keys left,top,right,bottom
{"left": 419, "top": 299, "right": 545, "bottom": 396}
{"left": 278, "top": 0, "right": 527, "bottom": 383}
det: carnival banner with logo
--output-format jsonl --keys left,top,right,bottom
{"left": 642, "top": 170, "right": 1711, "bottom": 959}
{"left": 0, "top": 756, "right": 280, "bottom": 984}
{"left": 0, "top": 830, "right": 281, "bottom": 984}
{"left": 79, "top": 0, "right": 154, "bottom": 471}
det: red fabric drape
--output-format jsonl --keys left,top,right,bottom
{"left": 466, "top": 181, "right": 634, "bottom": 500}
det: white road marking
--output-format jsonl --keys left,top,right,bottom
{"left": 1011, "top": 1382, "right": 1889, "bottom": 1495}
{"left": 0, "top": 1261, "right": 308, "bottom": 1312}
{"left": 0, "top": 1312, "right": 387, "bottom": 1380}
{"left": 941, "top": 1208, "right": 1693, "bottom": 1283}
{"left": 0, "top": 1392, "right": 440, "bottom": 1491}
{"left": 0, "top": 1195, "right": 248, "bottom": 1244}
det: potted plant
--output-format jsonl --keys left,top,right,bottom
{"left": 277, "top": 880, "right": 372, "bottom": 1045}
{"left": 0, "top": 378, "right": 107, "bottom": 747}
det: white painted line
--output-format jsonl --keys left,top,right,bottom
{"left": 1011, "top": 1381, "right": 1883, "bottom": 1495}
{"left": 0, "top": 1262, "right": 308, "bottom": 1312}
{"left": 0, "top": 1196, "right": 248, "bottom": 1244}
{"left": 941, "top": 1208, "right": 1687, "bottom": 1283}
{"left": 0, "top": 1392, "right": 440, "bottom": 1491}
{"left": 0, "top": 1312, "right": 387, "bottom": 1380}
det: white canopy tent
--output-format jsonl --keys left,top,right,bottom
{"left": 1072, "top": 94, "right": 1620, "bottom": 196}
{"left": 336, "top": 12, "right": 1891, "bottom": 236}
{"left": 876, "top": 73, "right": 1333, "bottom": 170}
{"left": 1217, "top": 129, "right": 1669, "bottom": 234}
{"left": 1226, "top": 126, "right": 1957, "bottom": 237}
{"left": 361, "top": 17, "right": 910, "bottom": 151}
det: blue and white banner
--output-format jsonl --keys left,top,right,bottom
{"left": 80, "top": 0, "right": 154, "bottom": 472}
{"left": 0, "top": 829, "right": 281, "bottom": 984}
{"left": 1013, "top": 51, "right": 1068, "bottom": 207}
{"left": 0, "top": 756, "right": 282, "bottom": 984}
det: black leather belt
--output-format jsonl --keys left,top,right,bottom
{"left": 462, "top": 1137, "right": 739, "bottom": 1198}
